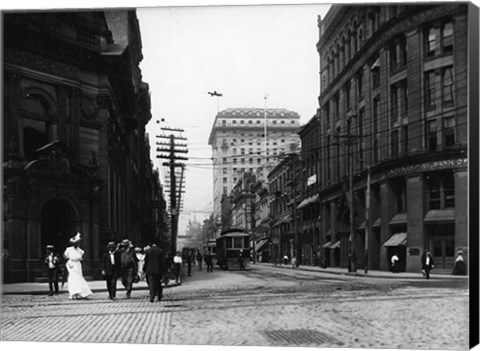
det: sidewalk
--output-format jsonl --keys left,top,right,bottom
{"left": 255, "top": 262, "right": 469, "bottom": 280}
{"left": 1, "top": 279, "right": 180, "bottom": 296}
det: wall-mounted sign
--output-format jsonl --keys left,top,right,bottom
{"left": 408, "top": 247, "right": 421, "bottom": 256}
{"left": 307, "top": 174, "right": 317, "bottom": 186}
{"left": 388, "top": 158, "right": 467, "bottom": 177}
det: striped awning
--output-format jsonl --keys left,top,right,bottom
{"left": 383, "top": 232, "right": 407, "bottom": 247}
{"left": 330, "top": 240, "right": 341, "bottom": 249}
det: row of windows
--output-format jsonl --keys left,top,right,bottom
{"left": 322, "top": 17, "right": 455, "bottom": 88}
{"left": 219, "top": 119, "right": 297, "bottom": 126}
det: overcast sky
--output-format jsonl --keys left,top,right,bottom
{"left": 138, "top": 3, "right": 331, "bottom": 233}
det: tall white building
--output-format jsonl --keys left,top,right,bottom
{"left": 208, "top": 108, "right": 301, "bottom": 222}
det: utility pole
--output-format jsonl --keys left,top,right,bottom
{"left": 250, "top": 190, "right": 256, "bottom": 264}
{"left": 365, "top": 166, "right": 371, "bottom": 274}
{"left": 263, "top": 93, "right": 268, "bottom": 160}
{"left": 156, "top": 127, "right": 188, "bottom": 256}
{"left": 335, "top": 114, "right": 358, "bottom": 273}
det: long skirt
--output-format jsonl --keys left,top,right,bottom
{"left": 66, "top": 260, "right": 93, "bottom": 299}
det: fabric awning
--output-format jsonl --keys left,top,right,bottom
{"left": 424, "top": 209, "right": 455, "bottom": 224}
{"left": 383, "top": 232, "right": 407, "bottom": 247}
{"left": 330, "top": 240, "right": 341, "bottom": 249}
{"left": 297, "top": 194, "right": 320, "bottom": 210}
{"left": 255, "top": 239, "right": 269, "bottom": 252}
{"left": 322, "top": 241, "right": 332, "bottom": 248}
{"left": 297, "top": 198, "right": 310, "bottom": 209}
{"left": 389, "top": 213, "right": 407, "bottom": 225}
{"left": 372, "top": 217, "right": 381, "bottom": 227}
{"left": 358, "top": 221, "right": 366, "bottom": 230}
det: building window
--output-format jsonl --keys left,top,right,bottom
{"left": 233, "top": 177, "right": 237, "bottom": 183}
{"left": 442, "top": 21, "right": 454, "bottom": 53}
{"left": 223, "top": 168, "right": 227, "bottom": 175}
{"left": 389, "top": 35, "right": 407, "bottom": 71}
{"left": 345, "top": 82, "right": 351, "bottom": 110}
{"left": 248, "top": 120, "right": 252, "bottom": 124}
{"left": 241, "top": 148, "right": 245, "bottom": 155}
{"left": 222, "top": 157, "right": 227, "bottom": 164}
{"left": 249, "top": 148, "right": 253, "bottom": 154}
{"left": 402, "top": 125, "right": 409, "bottom": 155}
{"left": 443, "top": 117, "right": 455, "bottom": 147}
{"left": 391, "top": 80, "right": 407, "bottom": 122}
{"left": 392, "top": 178, "right": 407, "bottom": 213}
{"left": 358, "top": 108, "right": 364, "bottom": 169}
{"left": 333, "top": 94, "right": 339, "bottom": 121}
{"left": 249, "top": 158, "right": 253, "bottom": 164}
{"left": 221, "top": 120, "right": 226, "bottom": 125}
{"left": 233, "top": 148, "right": 237, "bottom": 154}
{"left": 357, "top": 69, "right": 363, "bottom": 100}
{"left": 233, "top": 158, "right": 237, "bottom": 164}
{"left": 371, "top": 55, "right": 380, "bottom": 89}
{"left": 426, "top": 26, "right": 437, "bottom": 57}
{"left": 223, "top": 187, "right": 227, "bottom": 194}
{"left": 325, "top": 103, "right": 330, "bottom": 128}
{"left": 223, "top": 177, "right": 227, "bottom": 183}
{"left": 426, "top": 119, "right": 437, "bottom": 152}
{"left": 240, "top": 120, "right": 245, "bottom": 124}
{"left": 427, "top": 172, "right": 455, "bottom": 209}
{"left": 233, "top": 120, "right": 237, "bottom": 124}
{"left": 241, "top": 158, "right": 245, "bottom": 164}
{"left": 442, "top": 66, "right": 454, "bottom": 105}
{"left": 391, "top": 129, "right": 399, "bottom": 158}
{"left": 425, "top": 71, "right": 437, "bottom": 109}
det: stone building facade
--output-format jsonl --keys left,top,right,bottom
{"left": 208, "top": 108, "right": 301, "bottom": 233}
{"left": 315, "top": 4, "right": 468, "bottom": 273}
{"left": 3, "top": 10, "right": 166, "bottom": 282}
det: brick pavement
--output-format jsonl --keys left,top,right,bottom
{"left": 1, "top": 266, "right": 469, "bottom": 349}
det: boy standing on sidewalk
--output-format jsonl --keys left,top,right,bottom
{"left": 44, "top": 245, "right": 61, "bottom": 296}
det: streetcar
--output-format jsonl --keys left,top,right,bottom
{"left": 204, "top": 239, "right": 217, "bottom": 256}
{"left": 215, "top": 229, "right": 250, "bottom": 270}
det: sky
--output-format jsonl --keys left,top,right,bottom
{"left": 137, "top": 3, "right": 331, "bottom": 233}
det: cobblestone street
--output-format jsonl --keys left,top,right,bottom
{"left": 1, "top": 264, "right": 469, "bottom": 349}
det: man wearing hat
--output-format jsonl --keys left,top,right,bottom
{"left": 44, "top": 245, "right": 61, "bottom": 296}
{"left": 119, "top": 239, "right": 138, "bottom": 299}
{"left": 102, "top": 241, "right": 121, "bottom": 300}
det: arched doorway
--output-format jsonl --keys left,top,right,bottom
{"left": 41, "top": 198, "right": 77, "bottom": 255}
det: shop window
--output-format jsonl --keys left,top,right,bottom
{"left": 427, "top": 172, "right": 455, "bottom": 210}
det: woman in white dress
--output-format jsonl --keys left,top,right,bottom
{"left": 64, "top": 233, "right": 93, "bottom": 299}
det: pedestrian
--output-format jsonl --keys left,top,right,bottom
{"left": 63, "top": 233, "right": 92, "bottom": 300}
{"left": 187, "top": 250, "right": 193, "bottom": 276}
{"left": 135, "top": 247, "right": 146, "bottom": 281}
{"left": 291, "top": 256, "right": 296, "bottom": 269}
{"left": 120, "top": 239, "right": 138, "bottom": 298}
{"left": 283, "top": 254, "right": 289, "bottom": 265}
{"left": 143, "top": 241, "right": 166, "bottom": 303}
{"left": 44, "top": 245, "right": 61, "bottom": 296}
{"left": 101, "top": 241, "right": 121, "bottom": 300}
{"left": 391, "top": 254, "right": 400, "bottom": 273}
{"left": 197, "top": 251, "right": 203, "bottom": 271}
{"left": 452, "top": 250, "right": 467, "bottom": 275}
{"left": 421, "top": 250, "right": 434, "bottom": 279}
{"left": 238, "top": 251, "right": 246, "bottom": 271}
{"left": 205, "top": 252, "right": 214, "bottom": 273}
{"left": 173, "top": 251, "right": 182, "bottom": 283}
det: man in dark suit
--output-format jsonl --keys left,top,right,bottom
{"left": 143, "top": 242, "right": 166, "bottom": 303}
{"left": 102, "top": 241, "right": 121, "bottom": 300}
{"left": 421, "top": 250, "right": 435, "bottom": 279}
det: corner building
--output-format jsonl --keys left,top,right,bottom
{"left": 316, "top": 4, "right": 468, "bottom": 273}
{"left": 209, "top": 108, "right": 301, "bottom": 233}
{"left": 3, "top": 10, "right": 166, "bottom": 282}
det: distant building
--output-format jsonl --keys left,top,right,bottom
{"left": 208, "top": 108, "right": 301, "bottom": 233}
{"left": 3, "top": 10, "right": 166, "bottom": 282}
{"left": 315, "top": 4, "right": 468, "bottom": 273}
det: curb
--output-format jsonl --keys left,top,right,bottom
{"left": 260, "top": 263, "right": 468, "bottom": 280}
{"left": 2, "top": 282, "right": 181, "bottom": 296}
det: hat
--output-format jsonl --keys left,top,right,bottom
{"left": 107, "top": 241, "right": 116, "bottom": 248}
{"left": 69, "top": 232, "right": 82, "bottom": 244}
{"left": 46, "top": 245, "right": 54, "bottom": 250}
{"left": 120, "top": 239, "right": 131, "bottom": 247}
{"left": 134, "top": 247, "right": 142, "bottom": 253}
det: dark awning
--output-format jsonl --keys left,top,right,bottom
{"left": 424, "top": 209, "right": 455, "bottom": 224}
{"left": 255, "top": 239, "right": 269, "bottom": 252}
{"left": 372, "top": 217, "right": 381, "bottom": 227}
{"left": 322, "top": 241, "right": 332, "bottom": 248}
{"left": 389, "top": 213, "right": 407, "bottom": 225}
{"left": 383, "top": 232, "right": 407, "bottom": 247}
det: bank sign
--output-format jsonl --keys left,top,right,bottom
{"left": 388, "top": 158, "right": 468, "bottom": 177}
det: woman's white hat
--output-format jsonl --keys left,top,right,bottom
{"left": 69, "top": 232, "right": 82, "bottom": 244}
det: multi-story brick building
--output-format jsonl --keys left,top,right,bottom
{"left": 208, "top": 108, "right": 301, "bottom": 233}
{"left": 3, "top": 10, "right": 167, "bottom": 282}
{"left": 316, "top": 4, "right": 468, "bottom": 273}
